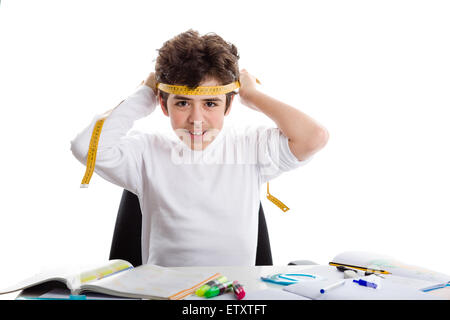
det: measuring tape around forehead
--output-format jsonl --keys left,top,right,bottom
{"left": 157, "top": 79, "right": 260, "bottom": 96}
{"left": 157, "top": 81, "right": 240, "bottom": 95}
{"left": 80, "top": 80, "right": 289, "bottom": 212}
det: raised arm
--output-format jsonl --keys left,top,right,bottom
{"left": 70, "top": 74, "right": 157, "bottom": 194}
{"left": 238, "top": 69, "right": 329, "bottom": 161}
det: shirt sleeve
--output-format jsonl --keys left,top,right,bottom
{"left": 254, "top": 126, "right": 313, "bottom": 184}
{"left": 70, "top": 85, "right": 157, "bottom": 195}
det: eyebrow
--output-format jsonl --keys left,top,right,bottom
{"left": 173, "top": 95, "right": 224, "bottom": 102}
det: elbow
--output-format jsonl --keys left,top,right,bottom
{"left": 314, "top": 127, "right": 329, "bottom": 150}
{"left": 288, "top": 127, "right": 329, "bottom": 161}
{"left": 306, "top": 126, "right": 329, "bottom": 152}
{"left": 70, "top": 138, "right": 87, "bottom": 164}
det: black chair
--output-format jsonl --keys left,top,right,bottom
{"left": 110, "top": 189, "right": 273, "bottom": 267}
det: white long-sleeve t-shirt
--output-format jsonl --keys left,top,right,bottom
{"left": 71, "top": 85, "right": 312, "bottom": 267}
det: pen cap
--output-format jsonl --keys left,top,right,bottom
{"left": 195, "top": 275, "right": 227, "bottom": 296}
{"left": 344, "top": 270, "right": 358, "bottom": 279}
{"left": 204, "top": 286, "right": 220, "bottom": 298}
{"left": 204, "top": 282, "right": 233, "bottom": 298}
{"left": 195, "top": 285, "right": 211, "bottom": 297}
{"left": 353, "top": 279, "right": 378, "bottom": 289}
{"left": 232, "top": 280, "right": 245, "bottom": 300}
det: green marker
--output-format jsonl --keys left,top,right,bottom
{"left": 195, "top": 276, "right": 228, "bottom": 297}
{"left": 204, "top": 281, "right": 234, "bottom": 298}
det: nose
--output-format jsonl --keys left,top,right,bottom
{"left": 187, "top": 104, "right": 205, "bottom": 125}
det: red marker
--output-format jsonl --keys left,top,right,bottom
{"left": 232, "top": 280, "right": 245, "bottom": 300}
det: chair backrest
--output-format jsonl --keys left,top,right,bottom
{"left": 110, "top": 189, "right": 273, "bottom": 266}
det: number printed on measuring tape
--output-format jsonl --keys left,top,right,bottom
{"left": 157, "top": 81, "right": 240, "bottom": 96}
{"left": 80, "top": 118, "right": 106, "bottom": 188}
{"left": 79, "top": 99, "right": 124, "bottom": 188}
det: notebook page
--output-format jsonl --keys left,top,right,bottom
{"left": 81, "top": 264, "right": 218, "bottom": 299}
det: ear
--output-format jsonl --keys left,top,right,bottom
{"left": 159, "top": 95, "right": 169, "bottom": 117}
{"left": 224, "top": 94, "right": 235, "bottom": 116}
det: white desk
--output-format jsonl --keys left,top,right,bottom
{"left": 12, "top": 265, "right": 315, "bottom": 300}
{"left": 173, "top": 265, "right": 314, "bottom": 300}
{"left": 0, "top": 292, "right": 20, "bottom": 300}
{"left": 9, "top": 264, "right": 446, "bottom": 300}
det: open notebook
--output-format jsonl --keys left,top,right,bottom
{"left": 0, "top": 260, "right": 220, "bottom": 300}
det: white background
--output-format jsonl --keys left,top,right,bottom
{"left": 1, "top": 0, "right": 449, "bottom": 292}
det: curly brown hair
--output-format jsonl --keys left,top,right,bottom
{"left": 155, "top": 29, "right": 240, "bottom": 113}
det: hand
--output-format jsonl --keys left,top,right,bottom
{"left": 238, "top": 69, "right": 260, "bottom": 111}
{"left": 144, "top": 72, "right": 158, "bottom": 95}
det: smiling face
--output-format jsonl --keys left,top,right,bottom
{"left": 159, "top": 77, "right": 234, "bottom": 151}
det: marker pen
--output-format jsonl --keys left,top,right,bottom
{"left": 353, "top": 279, "right": 378, "bottom": 289}
{"left": 195, "top": 276, "right": 228, "bottom": 297}
{"left": 421, "top": 281, "right": 450, "bottom": 292}
{"left": 232, "top": 280, "right": 245, "bottom": 300}
{"left": 320, "top": 280, "right": 346, "bottom": 294}
{"left": 204, "top": 281, "right": 234, "bottom": 298}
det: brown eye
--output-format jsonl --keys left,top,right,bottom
{"left": 205, "top": 102, "right": 217, "bottom": 108}
{"left": 176, "top": 101, "right": 188, "bottom": 107}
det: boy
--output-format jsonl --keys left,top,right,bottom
{"left": 71, "top": 30, "right": 328, "bottom": 267}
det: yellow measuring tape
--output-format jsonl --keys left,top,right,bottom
{"left": 80, "top": 118, "right": 106, "bottom": 188}
{"left": 266, "top": 182, "right": 289, "bottom": 212}
{"left": 157, "top": 79, "right": 260, "bottom": 95}
{"left": 80, "top": 79, "right": 289, "bottom": 212}
{"left": 80, "top": 106, "right": 119, "bottom": 188}
{"left": 157, "top": 81, "right": 240, "bottom": 95}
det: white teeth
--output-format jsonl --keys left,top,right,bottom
{"left": 190, "top": 131, "right": 204, "bottom": 135}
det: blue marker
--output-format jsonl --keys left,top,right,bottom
{"left": 353, "top": 279, "right": 378, "bottom": 289}
{"left": 421, "top": 281, "right": 450, "bottom": 292}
